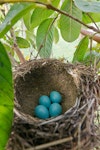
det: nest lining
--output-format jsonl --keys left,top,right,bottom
{"left": 7, "top": 59, "right": 100, "bottom": 150}
{"left": 14, "top": 59, "right": 78, "bottom": 115}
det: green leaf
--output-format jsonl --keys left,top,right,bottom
{"left": 31, "top": 8, "right": 52, "bottom": 29}
{"left": 72, "top": 36, "right": 89, "bottom": 62}
{"left": 3, "top": 44, "right": 14, "bottom": 56}
{"left": 31, "top": 0, "right": 60, "bottom": 28}
{"left": 36, "top": 18, "right": 54, "bottom": 58}
{"left": 74, "top": 0, "right": 100, "bottom": 12}
{"left": 95, "top": 43, "right": 100, "bottom": 52}
{"left": 0, "top": 3, "right": 35, "bottom": 38}
{"left": 16, "top": 37, "right": 30, "bottom": 48}
{"left": 59, "top": 0, "right": 82, "bottom": 42}
{"left": 82, "top": 12, "right": 100, "bottom": 24}
{"left": 54, "top": 27, "right": 59, "bottom": 43}
{"left": 26, "top": 30, "right": 36, "bottom": 48}
{"left": 0, "top": 42, "right": 13, "bottom": 150}
{"left": 23, "top": 11, "right": 32, "bottom": 30}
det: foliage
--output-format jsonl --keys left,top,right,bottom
{"left": 0, "top": 42, "right": 14, "bottom": 150}
{"left": 36, "top": 18, "right": 54, "bottom": 58}
{"left": 0, "top": 3, "right": 35, "bottom": 38}
{"left": 72, "top": 36, "right": 89, "bottom": 62}
{"left": 74, "top": 0, "right": 100, "bottom": 13}
{"left": 59, "top": 0, "right": 82, "bottom": 42}
{"left": 0, "top": 0, "right": 100, "bottom": 59}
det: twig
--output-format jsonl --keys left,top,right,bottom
{"left": 14, "top": 108, "right": 39, "bottom": 124}
{"left": 96, "top": 57, "right": 100, "bottom": 66}
{"left": 86, "top": 13, "right": 100, "bottom": 30}
{"left": 89, "top": 36, "right": 93, "bottom": 65}
{"left": 10, "top": 28, "right": 26, "bottom": 64}
{"left": 79, "top": 99, "right": 95, "bottom": 126}
{"left": 26, "top": 136, "right": 73, "bottom": 150}
{"left": 1, "top": 4, "right": 26, "bottom": 64}
{"left": 0, "top": 0, "right": 100, "bottom": 33}
{"left": 37, "top": 2, "right": 100, "bottom": 33}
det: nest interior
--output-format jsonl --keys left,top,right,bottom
{"left": 7, "top": 59, "right": 100, "bottom": 150}
{"left": 15, "top": 59, "right": 78, "bottom": 115}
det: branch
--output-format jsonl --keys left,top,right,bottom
{"left": 1, "top": 5, "right": 26, "bottom": 64}
{"left": 86, "top": 13, "right": 99, "bottom": 30}
{"left": 26, "top": 137, "right": 73, "bottom": 150}
{"left": 10, "top": 29, "right": 26, "bottom": 64}
{"left": 81, "top": 29, "right": 100, "bottom": 43}
{"left": 44, "top": 3, "right": 100, "bottom": 33}
{"left": 0, "top": 0, "right": 100, "bottom": 33}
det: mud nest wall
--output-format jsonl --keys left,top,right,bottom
{"left": 7, "top": 59, "right": 100, "bottom": 150}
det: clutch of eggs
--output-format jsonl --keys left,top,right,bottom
{"left": 34, "top": 91, "right": 62, "bottom": 119}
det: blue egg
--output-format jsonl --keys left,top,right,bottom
{"left": 50, "top": 91, "right": 62, "bottom": 103}
{"left": 49, "top": 103, "right": 62, "bottom": 117}
{"left": 34, "top": 105, "right": 49, "bottom": 119}
{"left": 39, "top": 95, "right": 51, "bottom": 108}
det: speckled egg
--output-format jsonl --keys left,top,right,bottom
{"left": 49, "top": 103, "right": 62, "bottom": 117}
{"left": 39, "top": 95, "right": 51, "bottom": 108}
{"left": 34, "top": 105, "right": 49, "bottom": 119}
{"left": 50, "top": 91, "right": 62, "bottom": 103}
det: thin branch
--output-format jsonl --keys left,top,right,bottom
{"left": 86, "top": 13, "right": 99, "bottom": 30}
{"left": 36, "top": 2, "right": 100, "bottom": 33}
{"left": 26, "top": 137, "right": 73, "bottom": 150}
{"left": 10, "top": 28, "right": 26, "bottom": 64}
{"left": 81, "top": 29, "right": 100, "bottom": 43}
{"left": 0, "top": 0, "right": 100, "bottom": 33}
{"left": 96, "top": 57, "right": 100, "bottom": 66}
{"left": 89, "top": 36, "right": 93, "bottom": 65}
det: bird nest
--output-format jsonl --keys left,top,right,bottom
{"left": 7, "top": 59, "right": 100, "bottom": 150}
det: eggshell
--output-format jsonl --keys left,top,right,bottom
{"left": 39, "top": 95, "right": 51, "bottom": 108}
{"left": 34, "top": 105, "right": 49, "bottom": 119}
{"left": 50, "top": 91, "right": 62, "bottom": 103}
{"left": 49, "top": 103, "right": 62, "bottom": 117}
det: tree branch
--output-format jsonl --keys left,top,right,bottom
{"left": 44, "top": 3, "right": 100, "bottom": 33}
{"left": 10, "top": 28, "right": 26, "bottom": 64}
{"left": 0, "top": 0, "right": 100, "bottom": 33}
{"left": 81, "top": 29, "right": 100, "bottom": 43}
